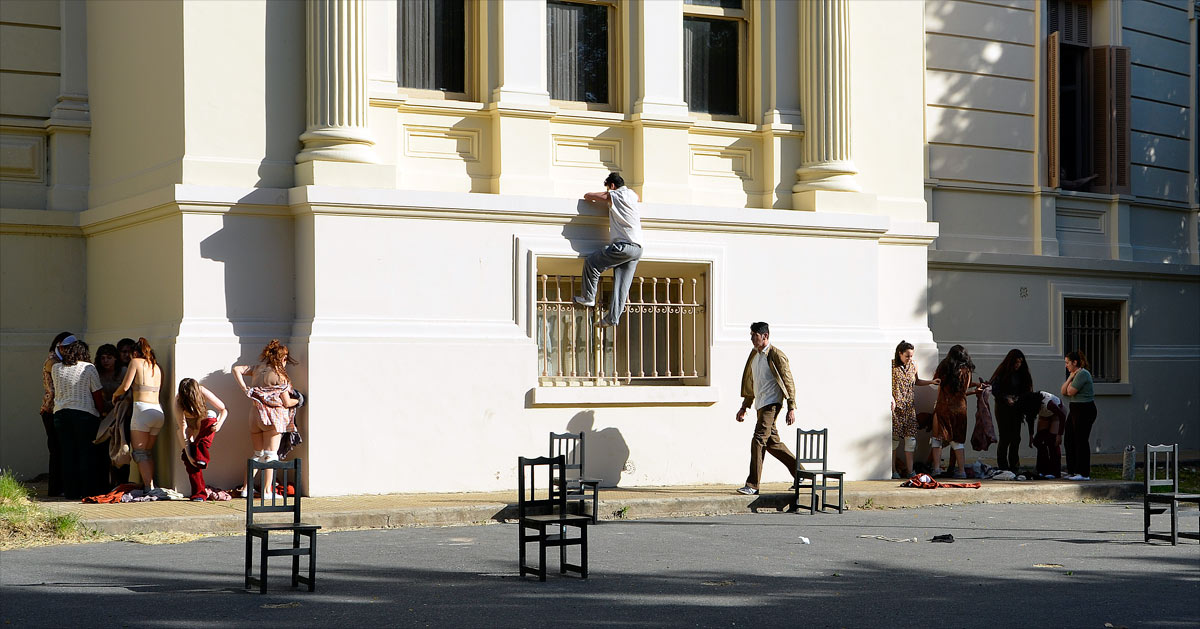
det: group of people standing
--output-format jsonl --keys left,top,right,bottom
{"left": 891, "top": 341, "right": 1098, "bottom": 481}
{"left": 39, "top": 333, "right": 303, "bottom": 501}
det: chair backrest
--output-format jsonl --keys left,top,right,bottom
{"left": 518, "top": 455, "right": 567, "bottom": 519}
{"left": 246, "top": 457, "right": 303, "bottom": 526}
{"left": 549, "top": 432, "right": 584, "bottom": 481}
{"left": 1144, "top": 444, "right": 1179, "bottom": 493}
{"left": 795, "top": 428, "right": 829, "bottom": 467}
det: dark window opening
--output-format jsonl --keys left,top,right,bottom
{"left": 683, "top": 17, "right": 739, "bottom": 116}
{"left": 1064, "top": 299, "right": 1122, "bottom": 383}
{"left": 399, "top": 0, "right": 466, "bottom": 94}
{"left": 547, "top": 1, "right": 609, "bottom": 104}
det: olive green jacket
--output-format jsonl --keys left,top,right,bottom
{"left": 740, "top": 345, "right": 796, "bottom": 412}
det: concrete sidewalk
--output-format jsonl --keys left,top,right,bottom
{"left": 36, "top": 479, "right": 1141, "bottom": 536}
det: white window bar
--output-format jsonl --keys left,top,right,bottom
{"left": 1064, "top": 301, "right": 1121, "bottom": 382}
{"left": 537, "top": 273, "right": 706, "bottom": 386}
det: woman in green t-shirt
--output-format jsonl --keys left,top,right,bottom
{"left": 1060, "top": 351, "right": 1096, "bottom": 480}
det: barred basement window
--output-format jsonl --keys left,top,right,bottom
{"left": 536, "top": 263, "right": 708, "bottom": 386}
{"left": 398, "top": 0, "right": 467, "bottom": 98}
{"left": 1064, "top": 299, "right": 1123, "bottom": 382}
{"left": 683, "top": 0, "right": 746, "bottom": 119}
{"left": 547, "top": 0, "right": 613, "bottom": 108}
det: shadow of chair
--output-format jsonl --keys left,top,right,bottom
{"left": 550, "top": 431, "right": 602, "bottom": 523}
{"left": 518, "top": 455, "right": 590, "bottom": 581}
{"left": 792, "top": 428, "right": 845, "bottom": 515}
{"left": 1144, "top": 444, "right": 1200, "bottom": 545}
{"left": 245, "top": 458, "right": 321, "bottom": 593}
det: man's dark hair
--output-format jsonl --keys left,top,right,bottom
{"left": 750, "top": 322, "right": 769, "bottom": 335}
{"left": 117, "top": 338, "right": 136, "bottom": 350}
{"left": 604, "top": 172, "right": 624, "bottom": 189}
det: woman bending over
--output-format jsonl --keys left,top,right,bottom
{"left": 176, "top": 378, "right": 228, "bottom": 501}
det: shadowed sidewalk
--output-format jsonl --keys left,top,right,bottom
{"left": 34, "top": 478, "right": 1141, "bottom": 536}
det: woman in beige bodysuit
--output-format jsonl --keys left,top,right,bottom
{"left": 233, "top": 339, "right": 299, "bottom": 499}
{"left": 112, "top": 338, "right": 164, "bottom": 489}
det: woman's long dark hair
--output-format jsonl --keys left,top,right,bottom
{"left": 990, "top": 348, "right": 1032, "bottom": 391}
{"left": 935, "top": 344, "right": 975, "bottom": 394}
{"left": 48, "top": 331, "right": 74, "bottom": 353}
{"left": 893, "top": 340, "right": 915, "bottom": 368}
{"left": 176, "top": 378, "right": 207, "bottom": 419}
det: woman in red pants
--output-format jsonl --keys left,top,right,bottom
{"left": 175, "top": 378, "right": 228, "bottom": 500}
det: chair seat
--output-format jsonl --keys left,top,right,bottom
{"left": 1146, "top": 492, "right": 1200, "bottom": 503}
{"left": 248, "top": 522, "right": 322, "bottom": 533}
{"left": 522, "top": 513, "right": 591, "bottom": 526}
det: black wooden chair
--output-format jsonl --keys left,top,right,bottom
{"left": 518, "top": 455, "right": 590, "bottom": 581}
{"left": 792, "top": 428, "right": 845, "bottom": 515}
{"left": 245, "top": 458, "right": 321, "bottom": 593}
{"left": 550, "top": 432, "right": 602, "bottom": 523}
{"left": 1144, "top": 444, "right": 1200, "bottom": 545}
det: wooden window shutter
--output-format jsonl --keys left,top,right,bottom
{"left": 1112, "top": 46, "right": 1131, "bottom": 193}
{"left": 1047, "top": 31, "right": 1060, "bottom": 189}
{"left": 1090, "top": 46, "right": 1112, "bottom": 192}
{"left": 1088, "top": 46, "right": 1131, "bottom": 195}
{"left": 1049, "top": 0, "right": 1091, "bottom": 46}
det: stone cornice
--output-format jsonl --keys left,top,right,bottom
{"left": 929, "top": 250, "right": 1200, "bottom": 280}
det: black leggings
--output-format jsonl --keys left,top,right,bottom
{"left": 1064, "top": 401, "right": 1097, "bottom": 477}
{"left": 994, "top": 403, "right": 1027, "bottom": 472}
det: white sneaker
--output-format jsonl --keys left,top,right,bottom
{"left": 239, "top": 487, "right": 248, "bottom": 498}
{"left": 573, "top": 296, "right": 595, "bottom": 307}
{"left": 736, "top": 486, "right": 759, "bottom": 495}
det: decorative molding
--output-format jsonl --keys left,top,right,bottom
{"left": 689, "top": 144, "right": 752, "bottom": 180}
{"left": 404, "top": 125, "right": 480, "bottom": 162}
{"left": 551, "top": 135, "right": 620, "bottom": 171}
{"left": 928, "top": 250, "right": 1199, "bottom": 280}
{"left": 0, "top": 133, "right": 46, "bottom": 183}
{"left": 530, "top": 385, "right": 719, "bottom": 407}
{"left": 296, "top": 0, "right": 376, "bottom": 164}
{"left": 1055, "top": 207, "right": 1106, "bottom": 234}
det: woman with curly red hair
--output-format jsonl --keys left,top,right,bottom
{"left": 233, "top": 339, "right": 300, "bottom": 498}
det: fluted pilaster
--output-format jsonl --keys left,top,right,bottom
{"left": 794, "top": 0, "right": 859, "bottom": 193}
{"left": 297, "top": 0, "right": 375, "bottom": 164}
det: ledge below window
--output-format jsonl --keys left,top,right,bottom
{"left": 1093, "top": 383, "right": 1133, "bottom": 396}
{"left": 530, "top": 386, "right": 719, "bottom": 407}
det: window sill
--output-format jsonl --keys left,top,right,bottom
{"left": 1093, "top": 383, "right": 1132, "bottom": 396}
{"left": 530, "top": 385, "right": 718, "bottom": 407}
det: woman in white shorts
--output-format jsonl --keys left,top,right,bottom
{"left": 113, "top": 338, "right": 164, "bottom": 489}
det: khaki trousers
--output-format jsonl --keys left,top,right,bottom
{"left": 746, "top": 403, "right": 797, "bottom": 489}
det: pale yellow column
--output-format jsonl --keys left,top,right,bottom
{"left": 45, "top": 0, "right": 90, "bottom": 210}
{"left": 794, "top": 0, "right": 859, "bottom": 196}
{"left": 296, "top": 0, "right": 377, "bottom": 168}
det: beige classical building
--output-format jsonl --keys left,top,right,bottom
{"left": 1, "top": 0, "right": 1195, "bottom": 496}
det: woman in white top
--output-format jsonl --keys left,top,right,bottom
{"left": 112, "top": 338, "right": 164, "bottom": 489}
{"left": 50, "top": 339, "right": 106, "bottom": 499}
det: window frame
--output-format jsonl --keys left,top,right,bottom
{"left": 547, "top": 0, "right": 620, "bottom": 112}
{"left": 395, "top": 0, "right": 479, "bottom": 103}
{"left": 682, "top": 0, "right": 750, "bottom": 123}
{"left": 1051, "top": 280, "right": 1132, "bottom": 394}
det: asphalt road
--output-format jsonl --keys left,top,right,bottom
{"left": 2, "top": 502, "right": 1197, "bottom": 628}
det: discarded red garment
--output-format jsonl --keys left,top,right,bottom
{"left": 82, "top": 482, "right": 139, "bottom": 503}
{"left": 971, "top": 384, "right": 998, "bottom": 452}
{"left": 274, "top": 482, "right": 295, "bottom": 497}
{"left": 901, "top": 473, "right": 981, "bottom": 489}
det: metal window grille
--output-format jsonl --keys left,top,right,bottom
{"left": 1064, "top": 300, "right": 1122, "bottom": 382}
{"left": 536, "top": 274, "right": 707, "bottom": 385}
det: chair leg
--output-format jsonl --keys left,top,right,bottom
{"left": 591, "top": 489, "right": 599, "bottom": 524}
{"left": 245, "top": 534, "right": 253, "bottom": 590}
{"left": 559, "top": 524, "right": 567, "bottom": 574}
{"left": 809, "top": 483, "right": 817, "bottom": 516}
{"left": 292, "top": 530, "right": 301, "bottom": 588}
{"left": 538, "top": 527, "right": 548, "bottom": 582}
{"left": 1144, "top": 498, "right": 1151, "bottom": 543}
{"left": 1170, "top": 501, "right": 1178, "bottom": 546}
{"left": 580, "top": 524, "right": 589, "bottom": 579}
{"left": 518, "top": 526, "right": 526, "bottom": 575}
{"left": 259, "top": 532, "right": 269, "bottom": 594}
{"left": 308, "top": 531, "right": 317, "bottom": 592}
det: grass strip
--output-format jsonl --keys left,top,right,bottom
{"left": 0, "top": 470, "right": 101, "bottom": 550}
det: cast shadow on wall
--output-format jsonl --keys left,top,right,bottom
{"left": 566, "top": 410, "right": 629, "bottom": 488}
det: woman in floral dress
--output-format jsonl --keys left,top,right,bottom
{"left": 891, "top": 341, "right": 939, "bottom": 478}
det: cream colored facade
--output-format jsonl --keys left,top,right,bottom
{"left": 0, "top": 0, "right": 1191, "bottom": 496}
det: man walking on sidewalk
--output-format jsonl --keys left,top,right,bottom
{"left": 575, "top": 172, "right": 644, "bottom": 327}
{"left": 735, "top": 321, "right": 799, "bottom": 495}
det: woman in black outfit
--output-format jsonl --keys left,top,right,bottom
{"left": 989, "top": 349, "right": 1034, "bottom": 472}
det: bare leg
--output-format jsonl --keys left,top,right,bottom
{"left": 131, "top": 431, "right": 157, "bottom": 489}
{"left": 261, "top": 430, "right": 282, "bottom": 495}
{"left": 930, "top": 446, "right": 943, "bottom": 474}
{"left": 903, "top": 451, "right": 914, "bottom": 477}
